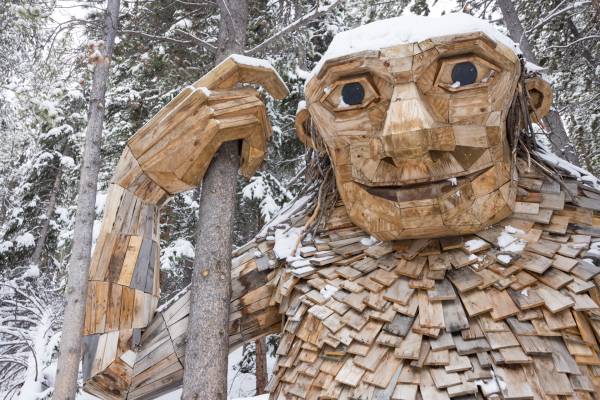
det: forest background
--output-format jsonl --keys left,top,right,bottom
{"left": 0, "top": 0, "right": 598, "bottom": 398}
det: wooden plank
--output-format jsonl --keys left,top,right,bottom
{"left": 384, "top": 313, "right": 414, "bottom": 337}
{"left": 94, "top": 281, "right": 109, "bottom": 333}
{"left": 514, "top": 251, "right": 553, "bottom": 274}
{"left": 105, "top": 283, "right": 123, "bottom": 331}
{"left": 542, "top": 308, "right": 576, "bottom": 330}
{"left": 370, "top": 268, "right": 399, "bottom": 287}
{"left": 453, "top": 335, "right": 490, "bottom": 355}
{"left": 506, "top": 288, "right": 544, "bottom": 310}
{"left": 537, "top": 267, "right": 573, "bottom": 289}
{"left": 532, "top": 356, "right": 573, "bottom": 395}
{"left": 353, "top": 345, "right": 387, "bottom": 372}
{"left": 442, "top": 298, "right": 469, "bottom": 332}
{"left": 536, "top": 285, "right": 575, "bottom": 313}
{"left": 488, "top": 288, "right": 520, "bottom": 320}
{"left": 459, "top": 289, "right": 492, "bottom": 317}
{"left": 84, "top": 282, "right": 96, "bottom": 335}
{"left": 424, "top": 349, "right": 449, "bottom": 366}
{"left": 117, "top": 235, "right": 144, "bottom": 286}
{"left": 100, "top": 330, "right": 119, "bottom": 371}
{"left": 363, "top": 350, "right": 402, "bottom": 388}
{"left": 395, "top": 331, "right": 422, "bottom": 360}
{"left": 133, "top": 333, "right": 177, "bottom": 376}
{"left": 334, "top": 359, "right": 365, "bottom": 387}
{"left": 552, "top": 254, "right": 578, "bottom": 272}
{"left": 383, "top": 278, "right": 414, "bottom": 305}
{"left": 430, "top": 331, "right": 454, "bottom": 351}
{"left": 392, "top": 383, "right": 418, "bottom": 400}
{"left": 446, "top": 267, "right": 483, "bottom": 293}
{"left": 130, "top": 238, "right": 153, "bottom": 291}
{"left": 445, "top": 351, "right": 471, "bottom": 372}
{"left": 352, "top": 320, "right": 383, "bottom": 345}
{"left": 107, "top": 235, "right": 131, "bottom": 282}
{"left": 417, "top": 291, "right": 444, "bottom": 329}
{"left": 82, "top": 334, "right": 99, "bottom": 379}
{"left": 394, "top": 257, "right": 426, "bottom": 279}
{"left": 494, "top": 365, "right": 534, "bottom": 399}
{"left": 119, "top": 286, "right": 135, "bottom": 329}
{"left": 428, "top": 279, "right": 456, "bottom": 301}
{"left": 419, "top": 370, "right": 450, "bottom": 400}
{"left": 571, "top": 260, "right": 600, "bottom": 281}
{"left": 90, "top": 332, "right": 108, "bottom": 376}
{"left": 131, "top": 353, "right": 182, "bottom": 390}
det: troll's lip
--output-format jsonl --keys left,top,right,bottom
{"left": 360, "top": 167, "right": 491, "bottom": 202}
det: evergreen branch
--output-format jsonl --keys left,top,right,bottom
{"left": 120, "top": 29, "right": 194, "bottom": 46}
{"left": 558, "top": 93, "right": 600, "bottom": 112}
{"left": 172, "top": 29, "right": 217, "bottom": 52}
{"left": 547, "top": 34, "right": 600, "bottom": 49}
{"left": 245, "top": 0, "right": 343, "bottom": 55}
{"left": 525, "top": 0, "right": 592, "bottom": 34}
{"left": 175, "top": 0, "right": 217, "bottom": 7}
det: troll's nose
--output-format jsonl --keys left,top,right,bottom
{"left": 382, "top": 83, "right": 436, "bottom": 161}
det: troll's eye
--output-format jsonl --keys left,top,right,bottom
{"left": 342, "top": 82, "right": 365, "bottom": 105}
{"left": 321, "top": 75, "right": 379, "bottom": 112}
{"left": 451, "top": 62, "right": 477, "bottom": 86}
{"left": 435, "top": 56, "right": 500, "bottom": 92}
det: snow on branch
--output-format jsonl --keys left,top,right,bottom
{"left": 120, "top": 29, "right": 194, "bottom": 45}
{"left": 120, "top": 29, "right": 217, "bottom": 53}
{"left": 547, "top": 35, "right": 600, "bottom": 49}
{"left": 245, "top": 0, "right": 343, "bottom": 55}
{"left": 172, "top": 28, "right": 218, "bottom": 52}
{"left": 525, "top": 0, "right": 592, "bottom": 35}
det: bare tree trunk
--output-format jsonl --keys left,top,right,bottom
{"left": 255, "top": 336, "right": 268, "bottom": 394}
{"left": 53, "top": 1, "right": 120, "bottom": 398}
{"left": 496, "top": 0, "right": 581, "bottom": 166}
{"left": 181, "top": 1, "right": 248, "bottom": 399}
{"left": 30, "top": 158, "right": 64, "bottom": 267}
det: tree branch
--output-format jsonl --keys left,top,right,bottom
{"left": 547, "top": 34, "right": 600, "bottom": 49}
{"left": 525, "top": 0, "right": 592, "bottom": 35}
{"left": 245, "top": 0, "right": 343, "bottom": 55}
{"left": 120, "top": 29, "right": 193, "bottom": 46}
{"left": 173, "top": 29, "right": 217, "bottom": 52}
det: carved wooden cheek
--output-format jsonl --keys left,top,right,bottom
{"left": 306, "top": 38, "right": 521, "bottom": 240}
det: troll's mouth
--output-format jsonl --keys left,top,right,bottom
{"left": 360, "top": 167, "right": 491, "bottom": 202}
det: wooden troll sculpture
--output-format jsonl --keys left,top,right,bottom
{"left": 82, "top": 14, "right": 600, "bottom": 400}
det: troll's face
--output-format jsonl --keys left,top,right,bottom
{"left": 298, "top": 15, "right": 552, "bottom": 241}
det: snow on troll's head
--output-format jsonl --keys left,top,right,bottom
{"left": 293, "top": 13, "right": 567, "bottom": 242}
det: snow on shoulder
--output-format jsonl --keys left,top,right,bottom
{"left": 308, "top": 13, "right": 520, "bottom": 81}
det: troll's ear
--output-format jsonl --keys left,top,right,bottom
{"left": 525, "top": 77, "right": 553, "bottom": 123}
{"left": 295, "top": 105, "right": 317, "bottom": 149}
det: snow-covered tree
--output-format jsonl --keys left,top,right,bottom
{"left": 0, "top": 281, "right": 62, "bottom": 399}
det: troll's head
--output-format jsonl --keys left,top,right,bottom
{"left": 297, "top": 14, "right": 553, "bottom": 241}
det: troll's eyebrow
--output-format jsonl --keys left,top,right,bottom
{"left": 314, "top": 50, "right": 382, "bottom": 80}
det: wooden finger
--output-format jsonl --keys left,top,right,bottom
{"left": 193, "top": 54, "right": 289, "bottom": 100}
{"left": 178, "top": 115, "right": 263, "bottom": 186}
{"left": 128, "top": 87, "right": 209, "bottom": 160}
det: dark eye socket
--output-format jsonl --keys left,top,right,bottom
{"left": 451, "top": 62, "right": 478, "bottom": 86}
{"left": 341, "top": 82, "right": 365, "bottom": 106}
